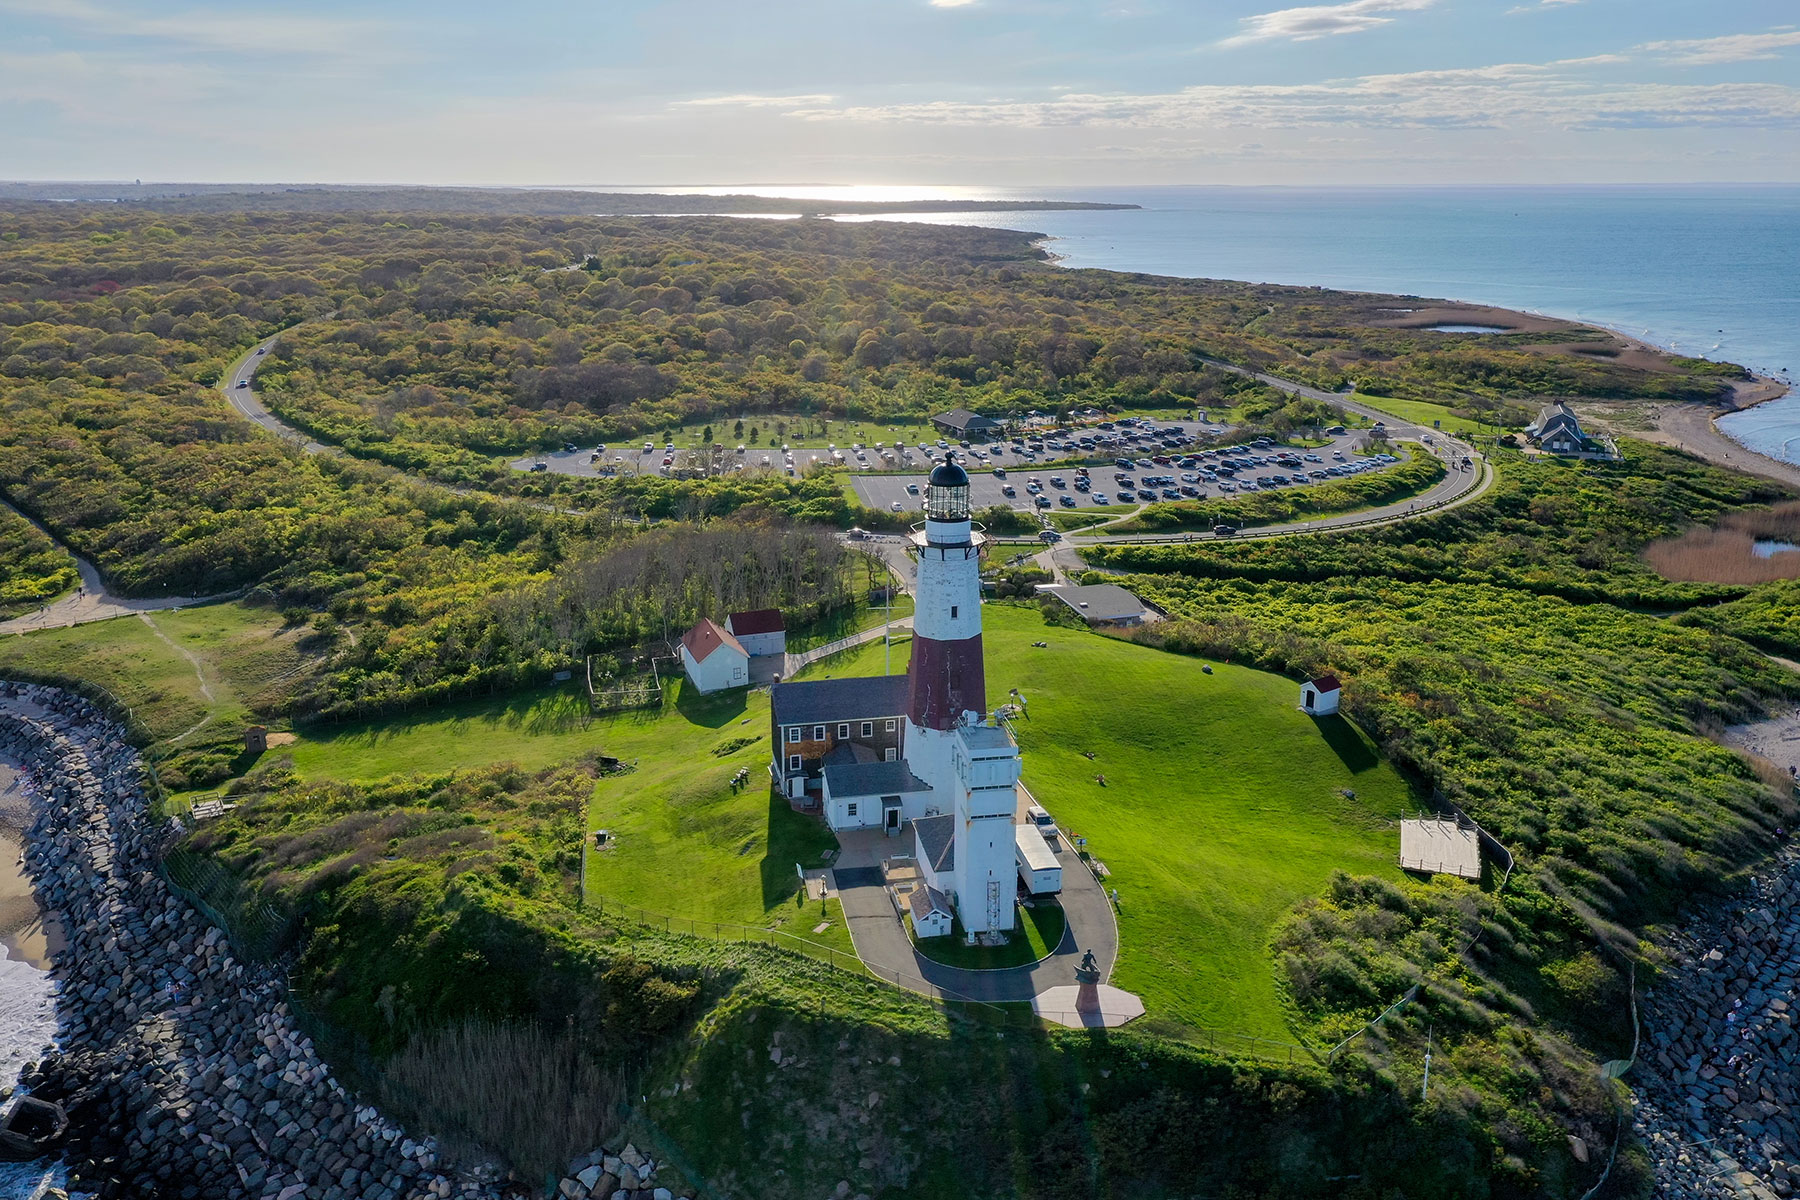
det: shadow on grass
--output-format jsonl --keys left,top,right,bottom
{"left": 758, "top": 787, "right": 838, "bottom": 911}
{"left": 673, "top": 681, "right": 749, "bottom": 730}
{"left": 1312, "top": 713, "right": 1379, "bottom": 774}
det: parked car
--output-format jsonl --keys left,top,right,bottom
{"left": 530, "top": 461, "right": 548, "bottom": 472}
{"left": 906, "top": 483, "right": 920, "bottom": 494}
{"left": 1059, "top": 495, "right": 1077, "bottom": 508}
{"left": 1214, "top": 524, "right": 1238, "bottom": 536}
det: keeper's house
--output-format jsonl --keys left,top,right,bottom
{"left": 679, "top": 618, "right": 749, "bottom": 694}
{"left": 769, "top": 675, "right": 909, "bottom": 808}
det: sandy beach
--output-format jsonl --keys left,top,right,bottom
{"left": 1642, "top": 376, "right": 1800, "bottom": 492}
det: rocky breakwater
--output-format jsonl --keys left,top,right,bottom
{"left": 1633, "top": 846, "right": 1800, "bottom": 1200}
{"left": 0, "top": 681, "right": 491, "bottom": 1200}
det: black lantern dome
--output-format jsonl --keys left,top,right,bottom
{"left": 926, "top": 453, "right": 971, "bottom": 521}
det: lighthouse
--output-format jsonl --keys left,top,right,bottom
{"left": 904, "top": 455, "right": 1021, "bottom": 936}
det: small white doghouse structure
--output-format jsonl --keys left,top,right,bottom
{"left": 907, "top": 884, "right": 955, "bottom": 938}
{"left": 1399, "top": 817, "right": 1483, "bottom": 880}
{"left": 1301, "top": 674, "right": 1341, "bottom": 716}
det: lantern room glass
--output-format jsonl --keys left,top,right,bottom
{"left": 927, "top": 481, "right": 970, "bottom": 521}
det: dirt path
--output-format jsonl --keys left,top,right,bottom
{"left": 137, "top": 612, "right": 217, "bottom": 745}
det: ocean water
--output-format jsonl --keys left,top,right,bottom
{"left": 811, "top": 185, "right": 1800, "bottom": 464}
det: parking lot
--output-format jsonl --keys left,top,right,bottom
{"left": 850, "top": 429, "right": 1395, "bottom": 516}
{"left": 509, "top": 416, "right": 1229, "bottom": 480}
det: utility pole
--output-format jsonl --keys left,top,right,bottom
{"left": 1422, "top": 1026, "right": 1433, "bottom": 1101}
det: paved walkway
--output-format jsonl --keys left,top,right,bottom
{"left": 0, "top": 499, "right": 221, "bottom": 636}
{"left": 783, "top": 618, "right": 913, "bottom": 677}
{"left": 831, "top": 822, "right": 1119, "bottom": 1006}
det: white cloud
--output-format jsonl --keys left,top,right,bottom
{"left": 675, "top": 93, "right": 837, "bottom": 108}
{"left": 1220, "top": 0, "right": 1435, "bottom": 47}
{"left": 1639, "top": 30, "right": 1800, "bottom": 66}
{"left": 930, "top": 0, "right": 979, "bottom": 6}
{"left": 0, "top": 0, "right": 397, "bottom": 60}
{"left": 768, "top": 57, "right": 1800, "bottom": 132}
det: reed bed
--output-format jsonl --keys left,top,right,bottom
{"left": 1644, "top": 500, "right": 1800, "bottom": 583}
{"left": 380, "top": 1019, "right": 629, "bottom": 1184}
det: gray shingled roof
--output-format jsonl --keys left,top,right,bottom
{"left": 771, "top": 674, "right": 910, "bottom": 729}
{"left": 913, "top": 813, "right": 955, "bottom": 874}
{"left": 822, "top": 759, "right": 930, "bottom": 799}
{"left": 1044, "top": 583, "right": 1149, "bottom": 623}
{"left": 907, "top": 884, "right": 953, "bottom": 922}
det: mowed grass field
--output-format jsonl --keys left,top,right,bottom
{"left": 217, "top": 597, "right": 1410, "bottom": 1041}
{"left": 978, "top": 606, "right": 1413, "bottom": 1041}
{"left": 283, "top": 661, "right": 873, "bottom": 953}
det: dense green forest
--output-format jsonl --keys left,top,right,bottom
{"left": 3, "top": 203, "right": 1794, "bottom": 1198}
{"left": 0, "top": 503, "right": 76, "bottom": 615}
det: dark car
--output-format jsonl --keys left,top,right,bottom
{"left": 1214, "top": 524, "right": 1238, "bottom": 536}
{"left": 1059, "top": 495, "right": 1077, "bottom": 508}
{"left": 530, "top": 461, "right": 549, "bottom": 472}
{"left": 993, "top": 467, "right": 1007, "bottom": 479}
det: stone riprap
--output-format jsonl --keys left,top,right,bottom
{"left": 1633, "top": 846, "right": 1799, "bottom": 1200}
{"left": 0, "top": 682, "right": 691, "bottom": 1200}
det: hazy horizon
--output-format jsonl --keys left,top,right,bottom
{"left": 4, "top": 0, "right": 1798, "bottom": 187}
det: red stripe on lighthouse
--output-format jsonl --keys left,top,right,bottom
{"left": 907, "top": 635, "right": 986, "bottom": 731}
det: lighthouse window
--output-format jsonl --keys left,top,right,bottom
{"left": 950, "top": 605, "right": 959, "bottom": 619}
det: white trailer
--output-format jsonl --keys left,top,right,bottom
{"left": 1015, "top": 824, "right": 1063, "bottom": 896}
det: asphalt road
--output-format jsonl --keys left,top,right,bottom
{"left": 832, "top": 829, "right": 1119, "bottom": 1005}
{"left": 221, "top": 334, "right": 334, "bottom": 455}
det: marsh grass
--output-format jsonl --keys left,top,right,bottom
{"left": 380, "top": 1019, "right": 629, "bottom": 1184}
{"left": 1646, "top": 500, "right": 1800, "bottom": 583}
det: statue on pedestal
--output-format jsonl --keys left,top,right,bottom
{"left": 1075, "top": 948, "right": 1101, "bottom": 1013}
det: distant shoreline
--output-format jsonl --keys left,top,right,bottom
{"left": 0, "top": 182, "right": 1138, "bottom": 216}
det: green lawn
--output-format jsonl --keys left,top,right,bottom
{"left": 912, "top": 902, "right": 1066, "bottom": 970}
{"left": 1352, "top": 393, "right": 1507, "bottom": 437}
{"left": 0, "top": 601, "right": 298, "bottom": 745}
{"left": 979, "top": 606, "right": 1414, "bottom": 1041}
{"left": 269, "top": 599, "right": 1413, "bottom": 1043}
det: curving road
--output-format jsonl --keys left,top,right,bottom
{"left": 0, "top": 499, "right": 219, "bottom": 636}
{"left": 220, "top": 334, "right": 334, "bottom": 455}
{"left": 831, "top": 823, "right": 1119, "bottom": 1005}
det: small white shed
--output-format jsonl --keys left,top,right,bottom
{"left": 908, "top": 884, "right": 954, "bottom": 939}
{"left": 1301, "top": 674, "right": 1341, "bottom": 716}
{"left": 679, "top": 619, "right": 750, "bottom": 694}
{"left": 725, "top": 608, "right": 787, "bottom": 658}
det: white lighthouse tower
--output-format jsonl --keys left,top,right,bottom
{"left": 904, "top": 455, "right": 1020, "bottom": 937}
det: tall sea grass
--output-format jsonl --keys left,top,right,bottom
{"left": 380, "top": 1019, "right": 629, "bottom": 1184}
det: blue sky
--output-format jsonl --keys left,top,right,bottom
{"left": 2, "top": 0, "right": 1798, "bottom": 185}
